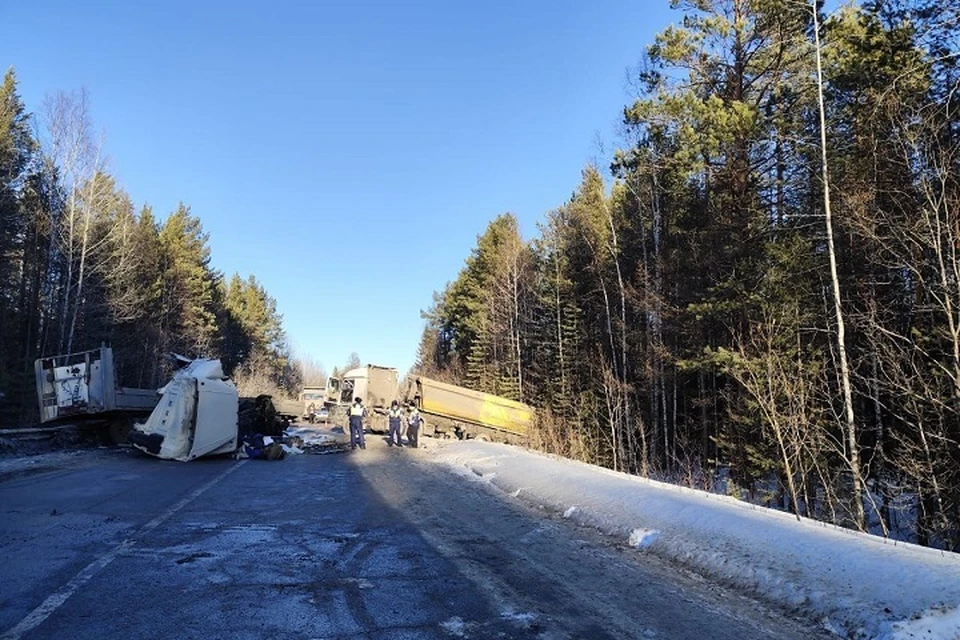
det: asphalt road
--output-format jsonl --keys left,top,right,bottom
{"left": 0, "top": 437, "right": 832, "bottom": 639}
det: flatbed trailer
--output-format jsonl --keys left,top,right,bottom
{"left": 34, "top": 346, "right": 159, "bottom": 442}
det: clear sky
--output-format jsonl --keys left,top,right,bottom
{"left": 4, "top": 0, "right": 675, "bottom": 376}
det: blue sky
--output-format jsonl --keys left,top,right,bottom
{"left": 4, "top": 0, "right": 675, "bottom": 376}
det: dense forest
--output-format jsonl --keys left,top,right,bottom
{"left": 0, "top": 71, "right": 299, "bottom": 425}
{"left": 416, "top": 0, "right": 960, "bottom": 549}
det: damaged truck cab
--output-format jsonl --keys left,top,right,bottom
{"left": 128, "top": 359, "right": 238, "bottom": 461}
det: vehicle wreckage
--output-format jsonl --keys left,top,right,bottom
{"left": 35, "top": 346, "right": 322, "bottom": 460}
{"left": 126, "top": 357, "right": 347, "bottom": 461}
{"left": 127, "top": 358, "right": 239, "bottom": 461}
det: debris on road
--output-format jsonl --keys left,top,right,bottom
{"left": 284, "top": 424, "right": 350, "bottom": 454}
{"left": 237, "top": 434, "right": 286, "bottom": 460}
{"left": 232, "top": 422, "right": 351, "bottom": 460}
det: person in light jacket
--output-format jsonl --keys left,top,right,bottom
{"left": 406, "top": 404, "right": 422, "bottom": 449}
{"left": 348, "top": 397, "right": 366, "bottom": 450}
{"left": 387, "top": 400, "right": 404, "bottom": 447}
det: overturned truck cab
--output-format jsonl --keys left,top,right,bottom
{"left": 128, "top": 359, "right": 238, "bottom": 461}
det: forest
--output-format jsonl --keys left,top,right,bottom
{"left": 415, "top": 0, "right": 960, "bottom": 549}
{"left": 0, "top": 72, "right": 299, "bottom": 427}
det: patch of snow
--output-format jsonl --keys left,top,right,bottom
{"left": 429, "top": 441, "right": 960, "bottom": 640}
{"left": 343, "top": 577, "right": 374, "bottom": 590}
{"left": 466, "top": 466, "right": 495, "bottom": 483}
{"left": 440, "top": 616, "right": 472, "bottom": 637}
{"left": 500, "top": 609, "right": 538, "bottom": 627}
{"left": 628, "top": 528, "right": 660, "bottom": 549}
{"left": 874, "top": 604, "right": 960, "bottom": 640}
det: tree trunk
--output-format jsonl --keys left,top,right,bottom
{"left": 813, "top": 1, "right": 865, "bottom": 530}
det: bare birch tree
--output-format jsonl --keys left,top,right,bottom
{"left": 812, "top": 1, "right": 866, "bottom": 530}
{"left": 40, "top": 89, "right": 108, "bottom": 354}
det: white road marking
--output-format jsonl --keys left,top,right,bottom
{"left": 0, "top": 460, "right": 247, "bottom": 640}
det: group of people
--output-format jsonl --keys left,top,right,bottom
{"left": 348, "top": 397, "right": 422, "bottom": 450}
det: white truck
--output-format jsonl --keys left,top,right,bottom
{"left": 127, "top": 358, "right": 239, "bottom": 461}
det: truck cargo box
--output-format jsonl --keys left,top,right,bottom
{"left": 411, "top": 376, "right": 532, "bottom": 438}
{"left": 34, "top": 346, "right": 159, "bottom": 424}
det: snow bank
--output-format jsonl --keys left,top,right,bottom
{"left": 430, "top": 441, "right": 960, "bottom": 640}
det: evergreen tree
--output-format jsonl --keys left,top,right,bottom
{"left": 158, "top": 204, "right": 220, "bottom": 358}
{"left": 0, "top": 68, "right": 41, "bottom": 423}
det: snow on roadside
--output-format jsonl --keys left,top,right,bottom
{"left": 874, "top": 605, "right": 960, "bottom": 640}
{"left": 428, "top": 440, "right": 960, "bottom": 640}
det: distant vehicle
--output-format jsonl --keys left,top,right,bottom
{"left": 300, "top": 386, "right": 329, "bottom": 422}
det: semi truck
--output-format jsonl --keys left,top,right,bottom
{"left": 36, "top": 345, "right": 290, "bottom": 446}
{"left": 320, "top": 365, "right": 399, "bottom": 432}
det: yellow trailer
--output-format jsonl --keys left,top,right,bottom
{"left": 407, "top": 376, "right": 531, "bottom": 443}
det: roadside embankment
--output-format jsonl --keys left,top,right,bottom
{"left": 429, "top": 440, "right": 960, "bottom": 640}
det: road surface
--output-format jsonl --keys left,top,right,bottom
{"left": 0, "top": 437, "right": 832, "bottom": 639}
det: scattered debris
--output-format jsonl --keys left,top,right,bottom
{"left": 284, "top": 424, "right": 350, "bottom": 454}
{"left": 237, "top": 434, "right": 286, "bottom": 460}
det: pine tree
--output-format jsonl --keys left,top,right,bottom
{"left": 0, "top": 68, "right": 41, "bottom": 422}
{"left": 158, "top": 204, "right": 220, "bottom": 358}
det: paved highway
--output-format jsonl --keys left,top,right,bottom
{"left": 0, "top": 438, "right": 831, "bottom": 639}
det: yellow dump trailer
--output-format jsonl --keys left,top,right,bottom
{"left": 408, "top": 376, "right": 532, "bottom": 442}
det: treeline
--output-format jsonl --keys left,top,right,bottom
{"left": 417, "top": 0, "right": 960, "bottom": 549}
{"left": 0, "top": 70, "right": 298, "bottom": 425}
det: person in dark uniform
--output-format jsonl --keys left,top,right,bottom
{"left": 406, "top": 404, "right": 422, "bottom": 448}
{"left": 387, "top": 400, "right": 403, "bottom": 447}
{"left": 348, "top": 397, "right": 366, "bottom": 450}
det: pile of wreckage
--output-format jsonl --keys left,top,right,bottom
{"left": 127, "top": 357, "right": 348, "bottom": 462}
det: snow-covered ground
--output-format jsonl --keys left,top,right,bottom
{"left": 426, "top": 440, "right": 960, "bottom": 640}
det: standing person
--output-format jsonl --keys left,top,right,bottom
{"left": 406, "top": 404, "right": 422, "bottom": 449}
{"left": 348, "top": 397, "right": 366, "bottom": 450}
{"left": 387, "top": 400, "right": 403, "bottom": 447}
